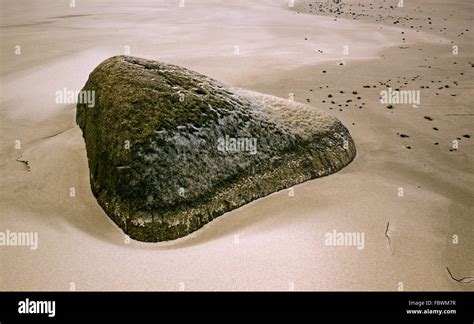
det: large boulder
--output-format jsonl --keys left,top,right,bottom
{"left": 76, "top": 55, "right": 356, "bottom": 242}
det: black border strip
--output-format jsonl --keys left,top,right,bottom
{"left": 0, "top": 292, "right": 472, "bottom": 321}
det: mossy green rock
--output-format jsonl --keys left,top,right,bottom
{"left": 76, "top": 55, "right": 356, "bottom": 242}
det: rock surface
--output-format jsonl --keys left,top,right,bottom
{"left": 76, "top": 55, "right": 356, "bottom": 242}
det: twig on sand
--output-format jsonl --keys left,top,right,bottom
{"left": 16, "top": 156, "right": 30, "bottom": 172}
{"left": 446, "top": 267, "right": 474, "bottom": 284}
{"left": 385, "top": 221, "right": 394, "bottom": 256}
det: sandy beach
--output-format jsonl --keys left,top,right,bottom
{"left": 0, "top": 0, "right": 472, "bottom": 291}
